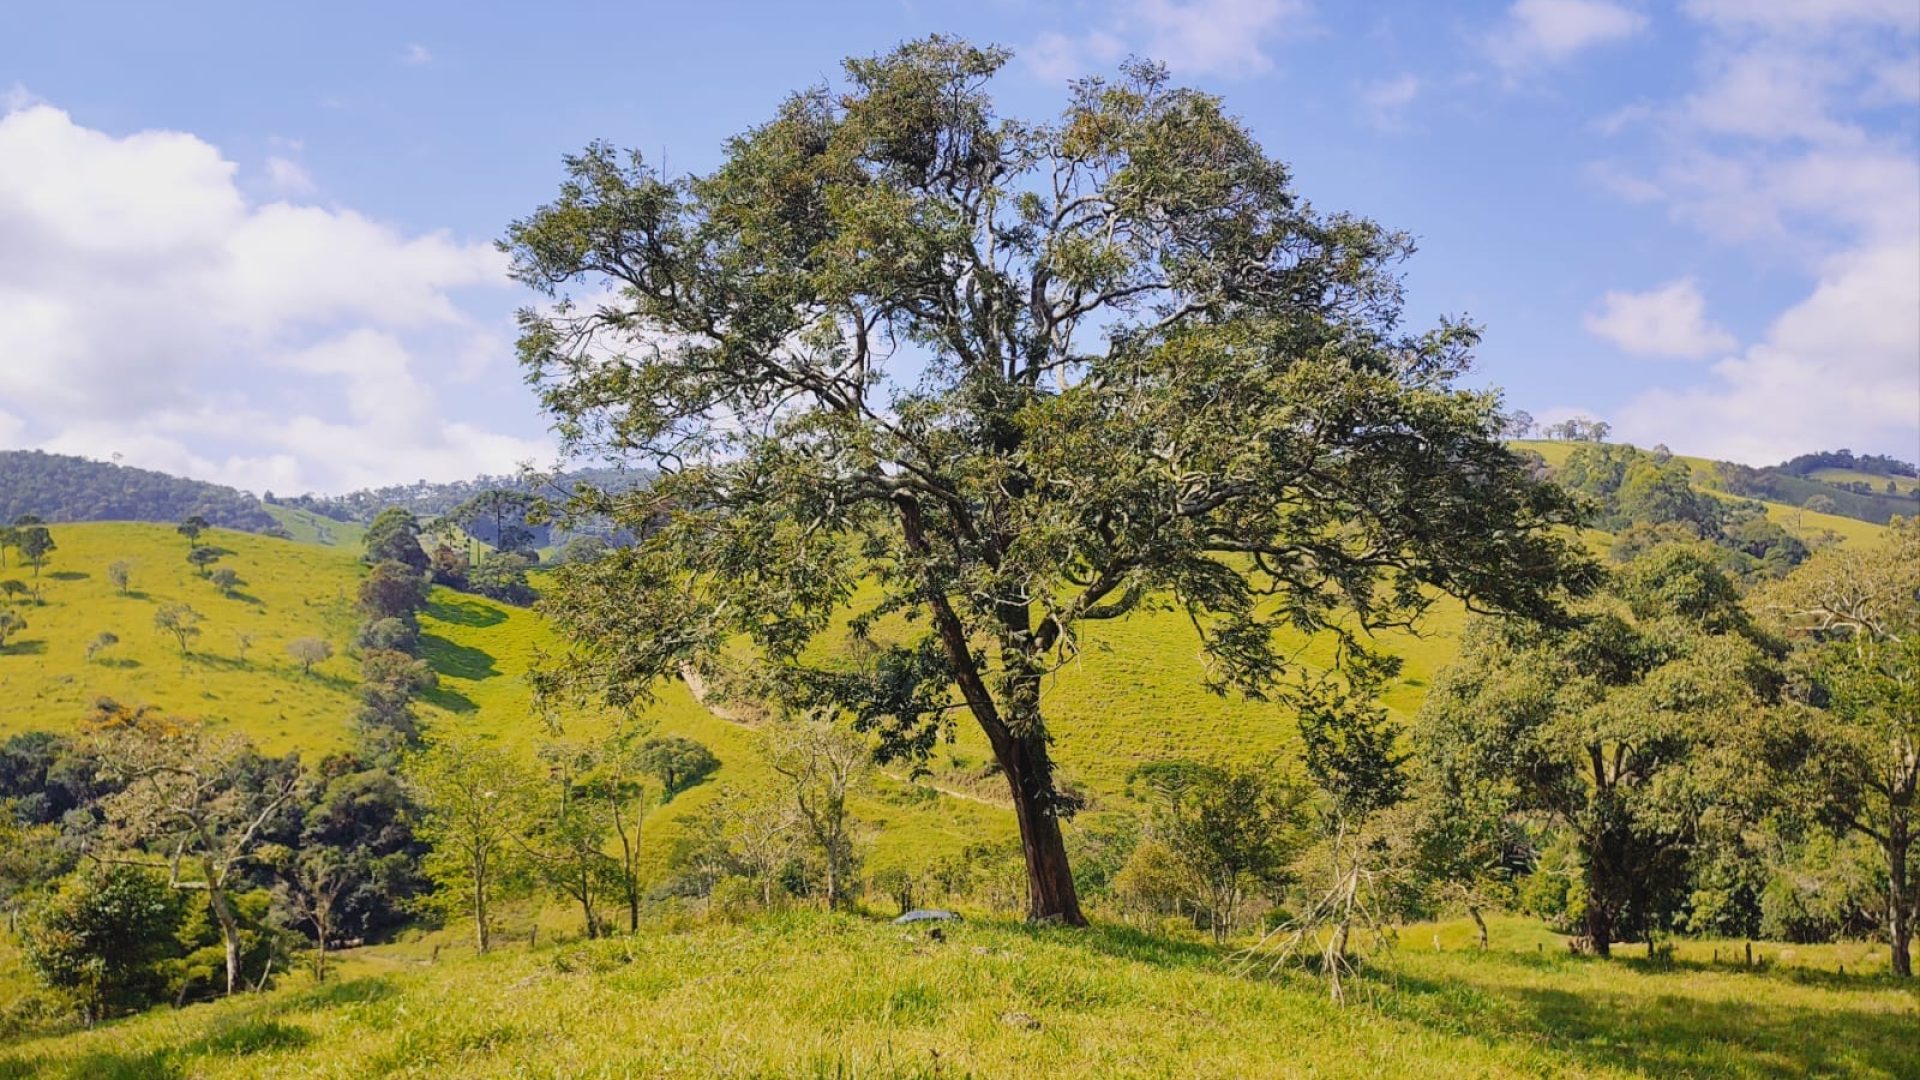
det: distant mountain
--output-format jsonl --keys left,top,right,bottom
{"left": 0, "top": 450, "right": 281, "bottom": 533}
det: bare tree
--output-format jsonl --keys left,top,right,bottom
{"left": 764, "top": 717, "right": 869, "bottom": 909}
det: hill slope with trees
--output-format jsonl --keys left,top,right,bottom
{"left": 0, "top": 452, "right": 281, "bottom": 534}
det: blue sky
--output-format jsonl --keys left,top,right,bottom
{"left": 1, "top": 0, "right": 1914, "bottom": 493}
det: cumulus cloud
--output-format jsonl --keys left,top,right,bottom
{"left": 0, "top": 100, "right": 549, "bottom": 493}
{"left": 1025, "top": 0, "right": 1306, "bottom": 81}
{"left": 1600, "top": 4, "right": 1920, "bottom": 463}
{"left": 1583, "top": 279, "right": 1736, "bottom": 360}
{"left": 1486, "top": 0, "right": 1647, "bottom": 72}
{"left": 264, "top": 155, "right": 315, "bottom": 194}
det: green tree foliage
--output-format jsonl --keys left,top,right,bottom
{"left": 409, "top": 736, "right": 532, "bottom": 954}
{"left": 84, "top": 632, "right": 118, "bottom": 664}
{"left": 466, "top": 552, "right": 535, "bottom": 606}
{"left": 0, "top": 609, "right": 26, "bottom": 650}
{"left": 635, "top": 735, "right": 720, "bottom": 801}
{"left": 0, "top": 579, "right": 26, "bottom": 604}
{"left": 20, "top": 864, "right": 186, "bottom": 1024}
{"left": 152, "top": 603, "right": 203, "bottom": 656}
{"left": 356, "top": 649, "right": 436, "bottom": 745}
{"left": 106, "top": 559, "right": 132, "bottom": 595}
{"left": 1557, "top": 444, "right": 1807, "bottom": 579}
{"left": 505, "top": 37, "right": 1593, "bottom": 924}
{"left": 176, "top": 515, "right": 209, "bottom": 545}
{"left": 358, "top": 560, "right": 429, "bottom": 623}
{"left": 452, "top": 489, "right": 538, "bottom": 556}
{"left": 210, "top": 567, "right": 241, "bottom": 596}
{"left": 1417, "top": 547, "right": 1786, "bottom": 956}
{"left": 18, "top": 525, "right": 54, "bottom": 577}
{"left": 185, "top": 544, "right": 226, "bottom": 578}
{"left": 1759, "top": 518, "right": 1920, "bottom": 977}
{"left": 84, "top": 700, "right": 303, "bottom": 996}
{"left": 287, "top": 756, "right": 429, "bottom": 944}
{"left": 763, "top": 719, "right": 869, "bottom": 910}
{"left": 1125, "top": 760, "right": 1306, "bottom": 941}
{"left": 0, "top": 451, "right": 277, "bottom": 533}
{"left": 363, "top": 507, "right": 430, "bottom": 572}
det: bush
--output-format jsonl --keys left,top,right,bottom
{"left": 20, "top": 865, "right": 185, "bottom": 1023}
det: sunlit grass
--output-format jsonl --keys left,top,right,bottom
{"left": 1, "top": 912, "right": 1912, "bottom": 1079}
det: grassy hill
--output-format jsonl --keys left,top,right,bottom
{"left": 1, "top": 912, "right": 1913, "bottom": 1079}
{"left": 0, "top": 523, "right": 363, "bottom": 754}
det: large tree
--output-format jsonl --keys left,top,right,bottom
{"left": 1760, "top": 518, "right": 1919, "bottom": 977}
{"left": 506, "top": 39, "right": 1592, "bottom": 923}
{"left": 84, "top": 700, "right": 301, "bottom": 996}
{"left": 1418, "top": 546, "right": 1784, "bottom": 956}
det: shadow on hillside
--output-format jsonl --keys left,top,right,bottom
{"left": 1, "top": 639, "right": 47, "bottom": 656}
{"left": 420, "top": 683, "right": 479, "bottom": 713}
{"left": 49, "top": 571, "right": 87, "bottom": 582}
{"left": 426, "top": 597, "right": 507, "bottom": 628}
{"left": 418, "top": 633, "right": 499, "bottom": 682}
{"left": 94, "top": 657, "right": 142, "bottom": 670}
{"left": 221, "top": 589, "right": 265, "bottom": 607}
{"left": 1382, "top": 964, "right": 1919, "bottom": 1078}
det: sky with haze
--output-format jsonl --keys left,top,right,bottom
{"left": 1, "top": 0, "right": 1915, "bottom": 494}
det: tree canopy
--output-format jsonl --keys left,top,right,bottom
{"left": 505, "top": 37, "right": 1595, "bottom": 923}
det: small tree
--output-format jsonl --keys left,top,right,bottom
{"left": 0, "top": 579, "right": 25, "bottom": 604}
{"left": 153, "top": 603, "right": 203, "bottom": 656}
{"left": 210, "top": 567, "right": 241, "bottom": 596}
{"left": 20, "top": 865, "right": 185, "bottom": 1024}
{"left": 1130, "top": 760, "right": 1307, "bottom": 942}
{"left": 0, "top": 609, "right": 25, "bottom": 650}
{"left": 107, "top": 560, "right": 133, "bottom": 595}
{"left": 262, "top": 844, "right": 349, "bottom": 981}
{"left": 233, "top": 631, "right": 254, "bottom": 662}
{"left": 764, "top": 717, "right": 869, "bottom": 910}
{"left": 286, "top": 637, "right": 333, "bottom": 675}
{"left": 636, "top": 736, "right": 720, "bottom": 802}
{"left": 713, "top": 785, "right": 800, "bottom": 906}
{"left": 186, "top": 545, "right": 224, "bottom": 578}
{"left": 176, "top": 515, "right": 208, "bottom": 545}
{"left": 409, "top": 736, "right": 530, "bottom": 954}
{"left": 18, "top": 526, "right": 54, "bottom": 577}
{"left": 85, "top": 631, "right": 119, "bottom": 664}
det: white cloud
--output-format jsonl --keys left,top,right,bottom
{"left": 1026, "top": 0, "right": 1306, "bottom": 81}
{"left": 1583, "top": 279, "right": 1736, "bottom": 360}
{"left": 1616, "top": 241, "right": 1920, "bottom": 464}
{"left": 1360, "top": 73, "right": 1421, "bottom": 126}
{"left": 0, "top": 100, "right": 548, "bottom": 493}
{"left": 1597, "top": 3, "right": 1920, "bottom": 462}
{"left": 1487, "top": 0, "right": 1648, "bottom": 72}
{"left": 264, "top": 155, "right": 314, "bottom": 194}
{"left": 403, "top": 43, "right": 433, "bottom": 66}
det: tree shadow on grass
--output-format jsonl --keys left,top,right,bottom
{"left": 425, "top": 597, "right": 506, "bottom": 629}
{"left": 419, "top": 683, "right": 479, "bottom": 713}
{"left": 1, "top": 639, "right": 47, "bottom": 656}
{"left": 48, "top": 570, "right": 88, "bottom": 582}
{"left": 417, "top": 633, "right": 499, "bottom": 682}
{"left": 1379, "top": 961, "right": 1920, "bottom": 1078}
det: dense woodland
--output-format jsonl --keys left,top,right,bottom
{"left": 0, "top": 452, "right": 279, "bottom": 534}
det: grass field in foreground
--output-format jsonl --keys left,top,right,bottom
{"left": 1, "top": 913, "right": 1913, "bottom": 1080}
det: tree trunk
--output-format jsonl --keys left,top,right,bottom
{"left": 1469, "top": 904, "right": 1489, "bottom": 950}
{"left": 473, "top": 860, "right": 490, "bottom": 954}
{"left": 1889, "top": 825, "right": 1912, "bottom": 978}
{"left": 1000, "top": 734, "right": 1085, "bottom": 925}
{"left": 206, "top": 883, "right": 244, "bottom": 996}
{"left": 892, "top": 493, "right": 1085, "bottom": 927}
{"left": 1584, "top": 903, "right": 1613, "bottom": 958}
